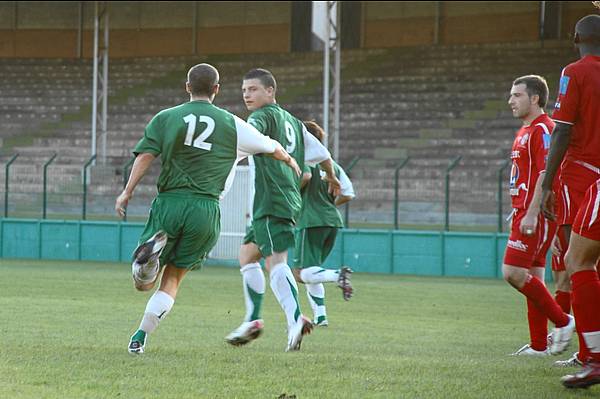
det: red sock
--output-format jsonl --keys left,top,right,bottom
{"left": 519, "top": 275, "right": 569, "bottom": 327}
{"left": 555, "top": 290, "right": 571, "bottom": 314}
{"left": 571, "top": 270, "right": 600, "bottom": 362}
{"left": 527, "top": 299, "right": 548, "bottom": 351}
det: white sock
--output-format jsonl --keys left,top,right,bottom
{"left": 132, "top": 257, "right": 160, "bottom": 285}
{"left": 241, "top": 262, "right": 265, "bottom": 322}
{"left": 300, "top": 266, "right": 339, "bottom": 284}
{"left": 306, "top": 283, "right": 326, "bottom": 321}
{"left": 269, "top": 262, "right": 301, "bottom": 328}
{"left": 138, "top": 290, "right": 174, "bottom": 334}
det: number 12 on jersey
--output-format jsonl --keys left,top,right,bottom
{"left": 183, "top": 114, "right": 215, "bottom": 151}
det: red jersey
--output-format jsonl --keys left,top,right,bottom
{"left": 552, "top": 55, "right": 600, "bottom": 189}
{"left": 510, "top": 114, "right": 555, "bottom": 210}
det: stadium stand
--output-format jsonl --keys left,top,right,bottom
{"left": 0, "top": 40, "right": 576, "bottom": 227}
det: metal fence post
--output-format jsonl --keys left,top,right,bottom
{"left": 42, "top": 153, "right": 58, "bottom": 219}
{"left": 343, "top": 156, "right": 361, "bottom": 227}
{"left": 4, "top": 153, "right": 19, "bottom": 217}
{"left": 497, "top": 160, "right": 511, "bottom": 232}
{"left": 444, "top": 156, "right": 462, "bottom": 231}
{"left": 394, "top": 157, "right": 410, "bottom": 230}
{"left": 122, "top": 157, "right": 135, "bottom": 222}
{"left": 82, "top": 155, "right": 97, "bottom": 220}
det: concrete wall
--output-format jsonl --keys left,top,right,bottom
{"left": 0, "top": 1, "right": 595, "bottom": 58}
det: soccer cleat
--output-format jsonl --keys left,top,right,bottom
{"left": 554, "top": 352, "right": 583, "bottom": 368}
{"left": 286, "top": 315, "right": 313, "bottom": 352}
{"left": 314, "top": 316, "right": 329, "bottom": 327}
{"left": 133, "top": 230, "right": 168, "bottom": 265}
{"left": 128, "top": 329, "right": 147, "bottom": 354}
{"left": 561, "top": 361, "right": 600, "bottom": 389}
{"left": 337, "top": 267, "right": 353, "bottom": 301}
{"left": 225, "top": 319, "right": 264, "bottom": 346}
{"left": 511, "top": 344, "right": 550, "bottom": 356}
{"left": 550, "top": 314, "right": 576, "bottom": 355}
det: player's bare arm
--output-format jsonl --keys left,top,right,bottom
{"left": 268, "top": 141, "right": 301, "bottom": 177}
{"left": 520, "top": 171, "right": 545, "bottom": 236}
{"left": 300, "top": 172, "right": 312, "bottom": 189}
{"left": 318, "top": 158, "right": 341, "bottom": 196}
{"left": 115, "top": 152, "right": 156, "bottom": 217}
{"left": 541, "top": 122, "right": 572, "bottom": 220}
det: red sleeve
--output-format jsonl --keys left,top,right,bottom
{"left": 529, "top": 127, "right": 547, "bottom": 174}
{"left": 552, "top": 66, "right": 579, "bottom": 124}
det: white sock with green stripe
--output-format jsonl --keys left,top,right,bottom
{"left": 138, "top": 290, "right": 174, "bottom": 336}
{"left": 306, "top": 283, "right": 327, "bottom": 323}
{"left": 241, "top": 263, "right": 265, "bottom": 322}
{"left": 300, "top": 266, "right": 339, "bottom": 284}
{"left": 269, "top": 262, "right": 301, "bottom": 328}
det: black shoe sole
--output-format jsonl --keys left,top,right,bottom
{"left": 133, "top": 232, "right": 166, "bottom": 264}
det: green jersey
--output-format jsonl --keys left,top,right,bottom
{"left": 134, "top": 100, "right": 276, "bottom": 200}
{"left": 248, "top": 103, "right": 330, "bottom": 221}
{"left": 297, "top": 161, "right": 355, "bottom": 229}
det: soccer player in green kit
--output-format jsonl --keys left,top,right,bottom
{"left": 225, "top": 69, "right": 341, "bottom": 352}
{"left": 292, "top": 121, "right": 355, "bottom": 327}
{"left": 115, "top": 63, "right": 301, "bottom": 354}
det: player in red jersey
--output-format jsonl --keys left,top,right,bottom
{"left": 540, "top": 13, "right": 600, "bottom": 389}
{"left": 503, "top": 75, "right": 575, "bottom": 357}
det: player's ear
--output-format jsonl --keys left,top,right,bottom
{"left": 185, "top": 82, "right": 192, "bottom": 95}
{"left": 531, "top": 94, "right": 540, "bottom": 106}
{"left": 213, "top": 84, "right": 220, "bottom": 96}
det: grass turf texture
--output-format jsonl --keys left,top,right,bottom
{"left": 0, "top": 260, "right": 597, "bottom": 398}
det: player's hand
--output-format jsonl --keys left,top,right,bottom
{"left": 541, "top": 189, "right": 555, "bottom": 221}
{"left": 323, "top": 174, "right": 341, "bottom": 197}
{"left": 286, "top": 156, "right": 301, "bottom": 177}
{"left": 550, "top": 234, "right": 562, "bottom": 257}
{"left": 519, "top": 212, "right": 538, "bottom": 236}
{"left": 115, "top": 190, "right": 132, "bottom": 217}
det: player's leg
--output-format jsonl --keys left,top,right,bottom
{"left": 293, "top": 227, "right": 353, "bottom": 301}
{"left": 260, "top": 217, "right": 313, "bottom": 351}
{"left": 129, "top": 264, "right": 187, "bottom": 354}
{"left": 561, "top": 182, "right": 600, "bottom": 388}
{"left": 292, "top": 228, "right": 328, "bottom": 326}
{"left": 553, "top": 225, "right": 572, "bottom": 314}
{"left": 131, "top": 202, "right": 171, "bottom": 291}
{"left": 503, "top": 211, "right": 573, "bottom": 354}
{"left": 225, "top": 238, "right": 265, "bottom": 346}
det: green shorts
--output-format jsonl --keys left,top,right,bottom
{"left": 243, "top": 216, "right": 295, "bottom": 257}
{"left": 138, "top": 192, "right": 220, "bottom": 270}
{"left": 293, "top": 226, "right": 339, "bottom": 268}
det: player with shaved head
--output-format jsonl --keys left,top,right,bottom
{"left": 541, "top": 12, "right": 600, "bottom": 388}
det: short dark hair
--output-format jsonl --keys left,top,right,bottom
{"left": 512, "top": 75, "right": 549, "bottom": 108}
{"left": 243, "top": 68, "right": 277, "bottom": 93}
{"left": 575, "top": 14, "right": 600, "bottom": 45}
{"left": 303, "top": 120, "right": 326, "bottom": 142}
{"left": 187, "top": 63, "right": 219, "bottom": 96}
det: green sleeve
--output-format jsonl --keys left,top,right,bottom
{"left": 133, "top": 113, "right": 163, "bottom": 156}
{"left": 247, "top": 111, "right": 268, "bottom": 136}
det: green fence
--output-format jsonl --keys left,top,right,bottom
{"left": 0, "top": 218, "right": 554, "bottom": 280}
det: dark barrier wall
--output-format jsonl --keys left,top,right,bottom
{"left": 0, "top": 1, "right": 593, "bottom": 58}
{"left": 1, "top": 218, "right": 556, "bottom": 281}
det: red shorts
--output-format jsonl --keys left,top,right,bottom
{"left": 573, "top": 179, "right": 600, "bottom": 241}
{"left": 503, "top": 209, "right": 552, "bottom": 268}
{"left": 560, "top": 161, "right": 600, "bottom": 225}
{"left": 551, "top": 225, "right": 568, "bottom": 272}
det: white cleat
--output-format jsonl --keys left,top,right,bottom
{"left": 225, "top": 319, "right": 264, "bottom": 346}
{"left": 286, "top": 315, "right": 313, "bottom": 352}
{"left": 554, "top": 352, "right": 583, "bottom": 368}
{"left": 550, "top": 314, "right": 576, "bottom": 355}
{"left": 511, "top": 344, "right": 550, "bottom": 356}
{"left": 132, "top": 231, "right": 168, "bottom": 284}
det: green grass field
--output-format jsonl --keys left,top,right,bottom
{"left": 0, "top": 260, "right": 597, "bottom": 398}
